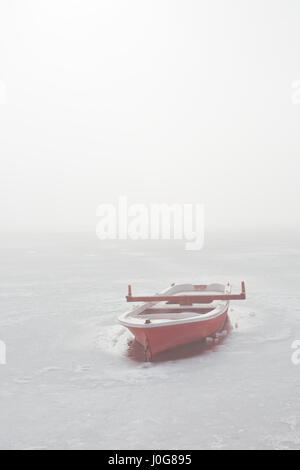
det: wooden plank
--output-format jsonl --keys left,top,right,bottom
{"left": 126, "top": 282, "right": 246, "bottom": 305}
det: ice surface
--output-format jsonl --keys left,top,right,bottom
{"left": 0, "top": 233, "right": 300, "bottom": 449}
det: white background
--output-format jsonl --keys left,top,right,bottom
{"left": 1, "top": 0, "right": 300, "bottom": 234}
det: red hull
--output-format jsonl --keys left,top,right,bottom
{"left": 128, "top": 309, "right": 228, "bottom": 358}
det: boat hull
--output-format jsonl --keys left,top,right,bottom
{"left": 127, "top": 308, "right": 228, "bottom": 359}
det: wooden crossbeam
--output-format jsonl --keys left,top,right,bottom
{"left": 126, "top": 282, "right": 246, "bottom": 305}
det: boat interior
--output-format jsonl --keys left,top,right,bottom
{"left": 119, "top": 282, "right": 245, "bottom": 326}
{"left": 134, "top": 297, "right": 222, "bottom": 321}
{"left": 120, "top": 283, "right": 230, "bottom": 324}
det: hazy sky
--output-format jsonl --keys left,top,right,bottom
{"left": 1, "top": 0, "right": 300, "bottom": 234}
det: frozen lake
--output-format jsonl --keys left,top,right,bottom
{"left": 0, "top": 232, "right": 299, "bottom": 450}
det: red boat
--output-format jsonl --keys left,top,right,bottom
{"left": 119, "top": 282, "right": 246, "bottom": 361}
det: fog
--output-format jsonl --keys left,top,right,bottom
{"left": 1, "top": 2, "right": 300, "bottom": 451}
{"left": 1, "top": 0, "right": 300, "bottom": 234}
